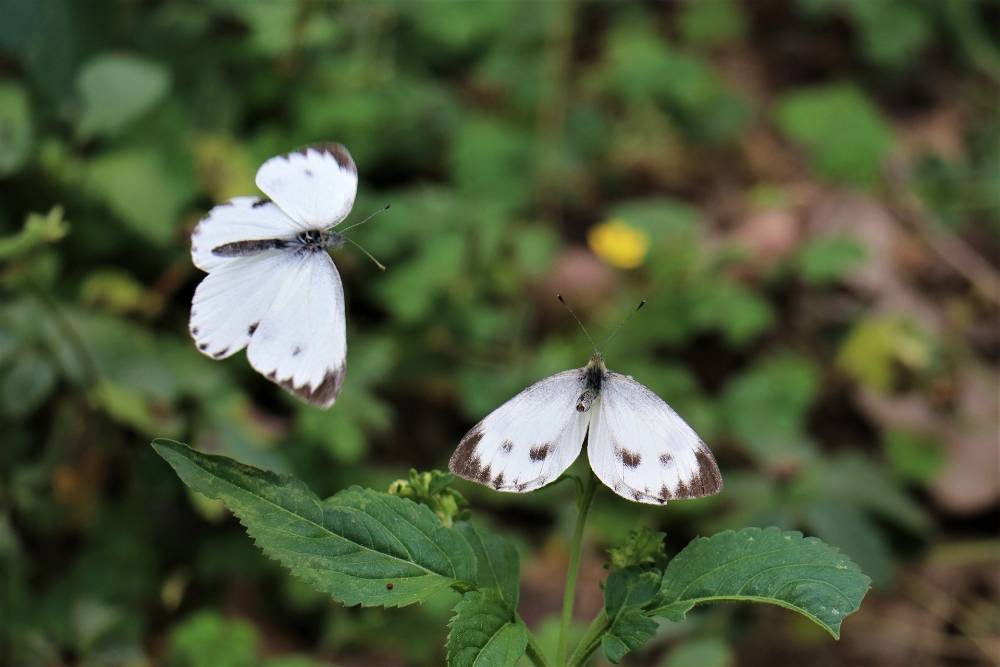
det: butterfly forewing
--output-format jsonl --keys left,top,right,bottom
{"left": 245, "top": 251, "right": 347, "bottom": 408}
{"left": 450, "top": 370, "right": 589, "bottom": 492}
{"left": 588, "top": 372, "right": 722, "bottom": 505}
{"left": 191, "top": 196, "right": 304, "bottom": 272}
{"left": 255, "top": 144, "right": 358, "bottom": 228}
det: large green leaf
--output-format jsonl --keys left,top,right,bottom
{"left": 602, "top": 567, "right": 660, "bottom": 663}
{"left": 76, "top": 53, "right": 171, "bottom": 139}
{"left": 446, "top": 590, "right": 527, "bottom": 667}
{"left": 152, "top": 439, "right": 477, "bottom": 608}
{"left": 652, "top": 527, "right": 870, "bottom": 638}
{"left": 455, "top": 522, "right": 520, "bottom": 610}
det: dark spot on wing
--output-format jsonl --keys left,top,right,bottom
{"left": 501, "top": 440, "right": 513, "bottom": 454}
{"left": 675, "top": 480, "right": 690, "bottom": 498}
{"left": 492, "top": 472, "right": 505, "bottom": 489}
{"left": 658, "top": 485, "right": 673, "bottom": 502}
{"left": 450, "top": 428, "right": 485, "bottom": 481}
{"left": 276, "top": 362, "right": 346, "bottom": 408}
{"left": 292, "top": 346, "right": 302, "bottom": 356}
{"left": 248, "top": 322, "right": 259, "bottom": 336}
{"left": 198, "top": 343, "right": 209, "bottom": 351}
{"left": 516, "top": 481, "right": 528, "bottom": 492}
{"left": 477, "top": 464, "right": 492, "bottom": 484}
{"left": 529, "top": 444, "right": 550, "bottom": 462}
{"left": 386, "top": 582, "right": 394, "bottom": 590}
{"left": 251, "top": 197, "right": 271, "bottom": 208}
{"left": 212, "top": 348, "right": 229, "bottom": 358}
{"left": 304, "top": 169, "right": 313, "bottom": 177}
{"left": 619, "top": 449, "right": 641, "bottom": 468}
{"left": 190, "top": 326, "right": 199, "bottom": 335}
{"left": 659, "top": 453, "right": 672, "bottom": 466}
{"left": 631, "top": 489, "right": 643, "bottom": 501}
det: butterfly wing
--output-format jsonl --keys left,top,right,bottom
{"left": 191, "top": 196, "right": 305, "bottom": 272}
{"left": 255, "top": 144, "right": 358, "bottom": 228}
{"left": 588, "top": 372, "right": 722, "bottom": 505}
{"left": 450, "top": 370, "right": 589, "bottom": 493}
{"left": 190, "top": 250, "right": 296, "bottom": 360}
{"left": 245, "top": 251, "right": 347, "bottom": 408}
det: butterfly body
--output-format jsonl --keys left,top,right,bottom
{"left": 450, "top": 353, "right": 722, "bottom": 505}
{"left": 189, "top": 144, "right": 359, "bottom": 408}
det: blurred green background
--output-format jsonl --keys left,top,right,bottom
{"left": 2, "top": 1, "right": 998, "bottom": 665}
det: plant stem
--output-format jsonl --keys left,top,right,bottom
{"left": 557, "top": 471, "right": 597, "bottom": 665}
{"left": 524, "top": 628, "right": 553, "bottom": 667}
{"left": 567, "top": 612, "right": 610, "bottom": 667}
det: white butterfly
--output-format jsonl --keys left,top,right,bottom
{"left": 189, "top": 144, "right": 361, "bottom": 408}
{"left": 450, "top": 352, "right": 722, "bottom": 504}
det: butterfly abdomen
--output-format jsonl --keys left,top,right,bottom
{"left": 212, "top": 238, "right": 289, "bottom": 257}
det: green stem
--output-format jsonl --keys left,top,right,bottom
{"left": 567, "top": 612, "right": 610, "bottom": 667}
{"left": 524, "top": 629, "right": 553, "bottom": 667}
{"left": 556, "top": 471, "right": 598, "bottom": 665}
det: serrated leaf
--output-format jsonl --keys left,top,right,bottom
{"left": 447, "top": 590, "right": 527, "bottom": 667}
{"left": 152, "top": 439, "right": 477, "bottom": 608}
{"left": 652, "top": 527, "right": 870, "bottom": 638}
{"left": 602, "top": 567, "right": 661, "bottom": 663}
{"left": 455, "top": 522, "right": 520, "bottom": 610}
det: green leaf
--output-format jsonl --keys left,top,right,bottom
{"left": 151, "top": 439, "right": 477, "bottom": 608}
{"left": 774, "top": 84, "right": 893, "bottom": 188}
{"left": 796, "top": 236, "right": 867, "bottom": 285}
{"left": 455, "top": 522, "right": 520, "bottom": 610}
{"left": 0, "top": 81, "right": 32, "bottom": 177}
{"left": 76, "top": 53, "right": 171, "bottom": 139}
{"left": 86, "top": 149, "right": 192, "bottom": 245}
{"left": 602, "top": 567, "right": 661, "bottom": 663}
{"left": 167, "top": 610, "right": 258, "bottom": 667}
{"left": 659, "top": 636, "right": 734, "bottom": 667}
{"left": 652, "top": 527, "right": 870, "bottom": 638}
{"left": 446, "top": 590, "right": 527, "bottom": 667}
{"left": 720, "top": 354, "right": 820, "bottom": 466}
{"left": 1, "top": 350, "right": 57, "bottom": 420}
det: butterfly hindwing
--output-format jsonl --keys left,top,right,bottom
{"left": 255, "top": 144, "right": 358, "bottom": 228}
{"left": 189, "top": 250, "right": 296, "bottom": 360}
{"left": 245, "top": 251, "right": 347, "bottom": 408}
{"left": 588, "top": 372, "right": 722, "bottom": 505}
{"left": 450, "top": 370, "right": 589, "bottom": 493}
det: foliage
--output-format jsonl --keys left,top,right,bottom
{"left": 2, "top": 1, "right": 995, "bottom": 665}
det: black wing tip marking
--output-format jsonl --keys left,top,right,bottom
{"left": 450, "top": 428, "right": 485, "bottom": 480}
{"left": 450, "top": 428, "right": 508, "bottom": 489}
{"left": 297, "top": 143, "right": 357, "bottom": 175}
{"left": 673, "top": 445, "right": 724, "bottom": 499}
{"left": 268, "top": 362, "right": 346, "bottom": 409}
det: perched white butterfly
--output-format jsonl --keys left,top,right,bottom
{"left": 450, "top": 303, "right": 722, "bottom": 504}
{"left": 189, "top": 143, "right": 370, "bottom": 408}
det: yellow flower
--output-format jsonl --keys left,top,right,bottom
{"left": 587, "top": 219, "right": 650, "bottom": 269}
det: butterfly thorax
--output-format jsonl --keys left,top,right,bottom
{"left": 294, "top": 229, "right": 344, "bottom": 251}
{"left": 576, "top": 353, "right": 607, "bottom": 413}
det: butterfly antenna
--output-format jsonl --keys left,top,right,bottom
{"left": 334, "top": 204, "right": 391, "bottom": 233}
{"left": 342, "top": 236, "right": 386, "bottom": 271}
{"left": 601, "top": 300, "right": 646, "bottom": 347}
{"left": 556, "top": 294, "right": 600, "bottom": 355}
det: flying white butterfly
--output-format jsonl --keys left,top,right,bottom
{"left": 450, "top": 303, "right": 722, "bottom": 504}
{"left": 189, "top": 143, "right": 374, "bottom": 408}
